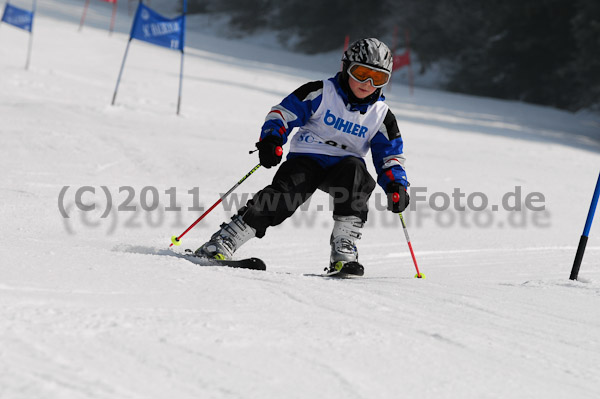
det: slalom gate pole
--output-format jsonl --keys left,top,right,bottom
{"left": 109, "top": 0, "right": 117, "bottom": 35}
{"left": 25, "top": 0, "right": 36, "bottom": 70}
{"left": 399, "top": 212, "right": 424, "bottom": 278}
{"left": 405, "top": 29, "right": 414, "bottom": 96}
{"left": 79, "top": 0, "right": 91, "bottom": 32}
{"left": 170, "top": 161, "right": 265, "bottom": 247}
{"left": 176, "top": 49, "right": 184, "bottom": 115}
{"left": 570, "top": 171, "right": 600, "bottom": 280}
{"left": 176, "top": 0, "right": 186, "bottom": 115}
{"left": 111, "top": 37, "right": 132, "bottom": 105}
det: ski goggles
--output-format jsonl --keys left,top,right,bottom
{"left": 347, "top": 62, "right": 391, "bottom": 88}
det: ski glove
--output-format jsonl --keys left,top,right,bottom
{"left": 386, "top": 182, "right": 410, "bottom": 213}
{"left": 256, "top": 135, "right": 283, "bottom": 168}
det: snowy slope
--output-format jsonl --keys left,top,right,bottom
{"left": 1, "top": 1, "right": 600, "bottom": 398}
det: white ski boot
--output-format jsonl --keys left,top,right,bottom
{"left": 195, "top": 215, "right": 256, "bottom": 260}
{"left": 325, "top": 215, "right": 364, "bottom": 276}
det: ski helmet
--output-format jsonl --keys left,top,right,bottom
{"left": 342, "top": 38, "right": 393, "bottom": 74}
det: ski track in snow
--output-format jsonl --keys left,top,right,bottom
{"left": 1, "top": 0, "right": 600, "bottom": 398}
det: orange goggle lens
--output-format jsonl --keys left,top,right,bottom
{"left": 348, "top": 63, "right": 390, "bottom": 87}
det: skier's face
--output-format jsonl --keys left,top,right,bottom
{"left": 348, "top": 77, "right": 377, "bottom": 99}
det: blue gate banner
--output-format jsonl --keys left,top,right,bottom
{"left": 1, "top": 3, "right": 34, "bottom": 32}
{"left": 130, "top": 3, "right": 185, "bottom": 51}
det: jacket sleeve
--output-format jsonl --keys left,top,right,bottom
{"left": 260, "top": 81, "right": 323, "bottom": 144}
{"left": 370, "top": 109, "right": 409, "bottom": 190}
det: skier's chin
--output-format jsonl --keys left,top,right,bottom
{"left": 353, "top": 87, "right": 375, "bottom": 98}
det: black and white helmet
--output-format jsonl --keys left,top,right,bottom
{"left": 342, "top": 38, "right": 393, "bottom": 73}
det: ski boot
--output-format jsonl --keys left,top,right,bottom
{"left": 195, "top": 214, "right": 256, "bottom": 260}
{"left": 324, "top": 215, "right": 364, "bottom": 276}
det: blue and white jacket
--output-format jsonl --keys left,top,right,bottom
{"left": 260, "top": 73, "right": 408, "bottom": 190}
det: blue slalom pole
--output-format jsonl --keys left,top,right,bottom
{"left": 570, "top": 171, "right": 600, "bottom": 280}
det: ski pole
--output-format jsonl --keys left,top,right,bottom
{"left": 398, "top": 211, "right": 424, "bottom": 279}
{"left": 170, "top": 163, "right": 261, "bottom": 247}
{"left": 169, "top": 147, "right": 282, "bottom": 247}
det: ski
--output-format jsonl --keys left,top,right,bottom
{"left": 183, "top": 250, "right": 266, "bottom": 271}
{"left": 322, "top": 261, "right": 364, "bottom": 277}
{"left": 320, "top": 272, "right": 361, "bottom": 278}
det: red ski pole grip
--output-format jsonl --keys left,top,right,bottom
{"left": 392, "top": 192, "right": 400, "bottom": 203}
{"left": 275, "top": 146, "right": 283, "bottom": 156}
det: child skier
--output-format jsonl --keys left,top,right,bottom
{"left": 196, "top": 38, "right": 410, "bottom": 276}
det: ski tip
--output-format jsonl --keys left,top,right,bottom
{"left": 248, "top": 258, "right": 267, "bottom": 271}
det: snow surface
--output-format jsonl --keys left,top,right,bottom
{"left": 2, "top": 1, "right": 600, "bottom": 398}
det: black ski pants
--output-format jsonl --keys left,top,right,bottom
{"left": 239, "top": 155, "right": 376, "bottom": 238}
